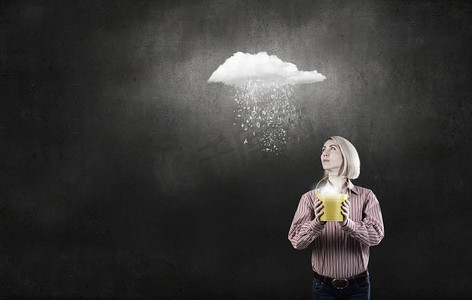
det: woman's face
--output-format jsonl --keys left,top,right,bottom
{"left": 321, "top": 139, "right": 343, "bottom": 175}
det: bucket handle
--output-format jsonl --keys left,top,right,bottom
{"left": 315, "top": 175, "right": 351, "bottom": 198}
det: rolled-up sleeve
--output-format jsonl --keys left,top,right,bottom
{"left": 288, "top": 192, "right": 325, "bottom": 250}
{"left": 341, "top": 190, "right": 384, "bottom": 247}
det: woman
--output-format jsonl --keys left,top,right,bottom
{"left": 288, "top": 136, "right": 384, "bottom": 300}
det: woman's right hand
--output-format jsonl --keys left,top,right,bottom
{"left": 314, "top": 199, "right": 326, "bottom": 225}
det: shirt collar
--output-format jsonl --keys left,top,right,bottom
{"left": 347, "top": 180, "right": 359, "bottom": 195}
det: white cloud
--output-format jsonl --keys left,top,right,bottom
{"left": 208, "top": 51, "right": 326, "bottom": 86}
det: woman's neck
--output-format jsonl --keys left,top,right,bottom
{"left": 326, "top": 174, "right": 347, "bottom": 193}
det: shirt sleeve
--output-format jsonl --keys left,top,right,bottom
{"left": 288, "top": 192, "right": 326, "bottom": 250}
{"left": 341, "top": 190, "right": 385, "bottom": 247}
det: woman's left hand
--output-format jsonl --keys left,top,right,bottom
{"left": 340, "top": 199, "right": 351, "bottom": 226}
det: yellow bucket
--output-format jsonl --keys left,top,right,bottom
{"left": 315, "top": 176, "right": 350, "bottom": 222}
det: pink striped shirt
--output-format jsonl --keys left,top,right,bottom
{"left": 288, "top": 181, "right": 384, "bottom": 278}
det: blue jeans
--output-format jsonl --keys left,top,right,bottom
{"left": 312, "top": 276, "right": 370, "bottom": 300}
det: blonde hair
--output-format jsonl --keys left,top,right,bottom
{"left": 325, "top": 136, "right": 360, "bottom": 179}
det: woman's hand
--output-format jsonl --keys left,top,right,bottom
{"left": 314, "top": 200, "right": 326, "bottom": 225}
{"left": 340, "top": 199, "right": 351, "bottom": 226}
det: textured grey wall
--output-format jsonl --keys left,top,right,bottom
{"left": 1, "top": 0, "right": 471, "bottom": 299}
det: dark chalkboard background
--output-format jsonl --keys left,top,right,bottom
{"left": 1, "top": 0, "right": 471, "bottom": 299}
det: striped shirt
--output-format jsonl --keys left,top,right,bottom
{"left": 288, "top": 181, "right": 384, "bottom": 278}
